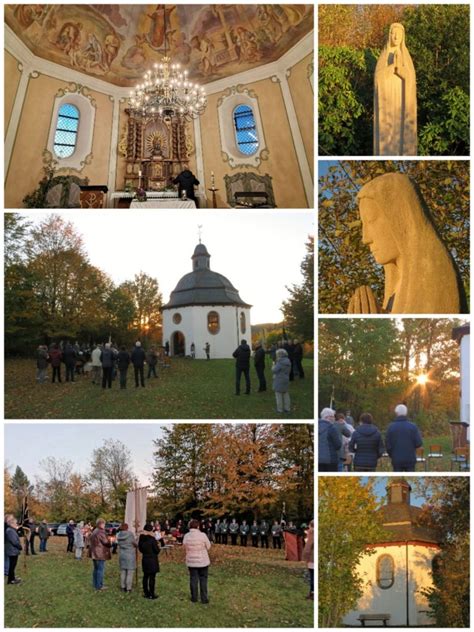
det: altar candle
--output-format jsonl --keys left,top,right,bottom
{"left": 139, "top": 170, "right": 142, "bottom": 177}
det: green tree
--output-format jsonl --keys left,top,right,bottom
{"left": 89, "top": 440, "right": 134, "bottom": 514}
{"left": 281, "top": 236, "right": 314, "bottom": 341}
{"left": 35, "top": 457, "right": 74, "bottom": 520}
{"left": 318, "top": 160, "right": 469, "bottom": 314}
{"left": 10, "top": 465, "right": 31, "bottom": 515}
{"left": 318, "top": 478, "right": 385, "bottom": 627}
{"left": 4, "top": 213, "right": 31, "bottom": 266}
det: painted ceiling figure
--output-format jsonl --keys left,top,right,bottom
{"left": 343, "top": 479, "right": 442, "bottom": 628}
{"left": 147, "top": 5, "right": 176, "bottom": 51}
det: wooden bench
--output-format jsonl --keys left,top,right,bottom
{"left": 358, "top": 613, "right": 391, "bottom": 626}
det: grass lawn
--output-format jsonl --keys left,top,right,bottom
{"left": 4, "top": 537, "right": 314, "bottom": 628}
{"left": 376, "top": 434, "right": 465, "bottom": 472}
{"left": 4, "top": 358, "right": 313, "bottom": 420}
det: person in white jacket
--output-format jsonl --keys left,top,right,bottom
{"left": 183, "top": 519, "right": 211, "bottom": 604}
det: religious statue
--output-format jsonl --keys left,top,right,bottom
{"left": 374, "top": 23, "right": 417, "bottom": 156}
{"left": 347, "top": 173, "right": 466, "bottom": 314}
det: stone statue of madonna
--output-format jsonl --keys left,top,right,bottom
{"left": 347, "top": 173, "right": 467, "bottom": 314}
{"left": 374, "top": 23, "right": 417, "bottom": 155}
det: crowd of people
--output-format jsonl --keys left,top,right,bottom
{"left": 319, "top": 404, "right": 424, "bottom": 472}
{"left": 4, "top": 514, "right": 314, "bottom": 602}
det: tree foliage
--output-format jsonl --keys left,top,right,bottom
{"left": 89, "top": 440, "right": 134, "bottom": 513}
{"left": 319, "top": 4, "right": 469, "bottom": 155}
{"left": 318, "top": 160, "right": 469, "bottom": 314}
{"left": 415, "top": 477, "right": 470, "bottom": 627}
{"left": 318, "top": 477, "right": 385, "bottom": 627}
{"left": 318, "top": 318, "right": 462, "bottom": 434}
{"left": 281, "top": 236, "right": 314, "bottom": 342}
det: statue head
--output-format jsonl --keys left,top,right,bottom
{"left": 356, "top": 173, "right": 465, "bottom": 313}
{"left": 389, "top": 23, "right": 405, "bottom": 47}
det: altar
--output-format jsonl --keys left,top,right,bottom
{"left": 111, "top": 191, "right": 203, "bottom": 209}
{"left": 130, "top": 198, "right": 196, "bottom": 209}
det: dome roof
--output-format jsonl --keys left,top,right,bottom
{"left": 163, "top": 243, "right": 251, "bottom": 309}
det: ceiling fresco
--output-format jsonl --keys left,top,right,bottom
{"left": 5, "top": 4, "right": 314, "bottom": 87}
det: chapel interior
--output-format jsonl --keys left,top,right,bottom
{"left": 4, "top": 4, "right": 314, "bottom": 209}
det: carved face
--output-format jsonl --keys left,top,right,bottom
{"left": 359, "top": 197, "right": 399, "bottom": 265}
{"left": 390, "top": 25, "right": 403, "bottom": 47}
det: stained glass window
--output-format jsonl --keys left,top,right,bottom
{"left": 376, "top": 554, "right": 395, "bottom": 589}
{"left": 207, "top": 311, "right": 220, "bottom": 335}
{"left": 53, "top": 103, "right": 79, "bottom": 158}
{"left": 233, "top": 104, "right": 259, "bottom": 155}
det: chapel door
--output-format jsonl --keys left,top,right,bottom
{"left": 172, "top": 331, "right": 185, "bottom": 357}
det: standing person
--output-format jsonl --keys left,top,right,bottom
{"left": 165, "top": 341, "right": 170, "bottom": 357}
{"left": 74, "top": 521, "right": 85, "bottom": 560}
{"left": 349, "top": 413, "right": 385, "bottom": 472}
{"left": 283, "top": 339, "right": 295, "bottom": 381}
{"left": 183, "top": 518, "right": 211, "bottom": 604}
{"left": 49, "top": 343, "right": 63, "bottom": 383}
{"left": 250, "top": 520, "right": 259, "bottom": 547}
{"left": 260, "top": 520, "right": 269, "bottom": 549}
{"left": 302, "top": 520, "right": 314, "bottom": 600}
{"left": 117, "top": 523, "right": 137, "bottom": 593}
{"left": 131, "top": 341, "right": 146, "bottom": 388}
{"left": 173, "top": 169, "right": 200, "bottom": 205}
{"left": 240, "top": 520, "right": 249, "bottom": 547}
{"left": 117, "top": 346, "right": 130, "bottom": 389}
{"left": 63, "top": 343, "right": 77, "bottom": 382}
{"left": 39, "top": 519, "right": 50, "bottom": 552}
{"left": 36, "top": 345, "right": 49, "bottom": 383}
{"left": 385, "top": 404, "right": 423, "bottom": 471}
{"left": 229, "top": 519, "right": 239, "bottom": 545}
{"left": 206, "top": 519, "right": 214, "bottom": 542}
{"left": 204, "top": 342, "right": 210, "bottom": 360}
{"left": 293, "top": 339, "right": 305, "bottom": 378}
{"left": 318, "top": 408, "right": 342, "bottom": 472}
{"left": 27, "top": 518, "right": 38, "bottom": 555}
{"left": 91, "top": 344, "right": 102, "bottom": 385}
{"left": 89, "top": 518, "right": 112, "bottom": 591}
{"left": 220, "top": 519, "right": 228, "bottom": 545}
{"left": 66, "top": 520, "right": 75, "bottom": 553}
{"left": 334, "top": 412, "right": 353, "bottom": 472}
{"left": 147, "top": 346, "right": 159, "bottom": 379}
{"left": 233, "top": 339, "right": 251, "bottom": 395}
{"left": 190, "top": 343, "right": 196, "bottom": 359}
{"left": 214, "top": 519, "right": 221, "bottom": 544}
{"left": 100, "top": 343, "right": 115, "bottom": 389}
{"left": 5, "top": 517, "right": 22, "bottom": 585}
{"left": 5, "top": 514, "right": 14, "bottom": 576}
{"left": 138, "top": 523, "right": 160, "bottom": 599}
{"left": 254, "top": 341, "right": 267, "bottom": 392}
{"left": 271, "top": 520, "right": 282, "bottom": 549}
{"left": 345, "top": 410, "right": 355, "bottom": 427}
{"left": 272, "top": 348, "right": 292, "bottom": 413}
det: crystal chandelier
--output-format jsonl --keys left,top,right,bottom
{"left": 128, "top": 10, "right": 207, "bottom": 121}
{"left": 128, "top": 59, "right": 207, "bottom": 121}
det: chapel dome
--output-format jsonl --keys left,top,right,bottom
{"left": 163, "top": 243, "right": 251, "bottom": 309}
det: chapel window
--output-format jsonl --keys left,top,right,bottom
{"left": 53, "top": 103, "right": 80, "bottom": 159}
{"left": 172, "top": 313, "right": 182, "bottom": 324}
{"left": 376, "top": 554, "right": 395, "bottom": 589}
{"left": 233, "top": 104, "right": 259, "bottom": 156}
{"left": 240, "top": 311, "right": 246, "bottom": 334}
{"left": 207, "top": 311, "right": 220, "bottom": 335}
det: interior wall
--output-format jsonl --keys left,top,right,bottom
{"left": 4, "top": 50, "right": 22, "bottom": 137}
{"left": 200, "top": 76, "right": 308, "bottom": 208}
{"left": 287, "top": 53, "right": 314, "bottom": 179}
{"left": 5, "top": 71, "right": 113, "bottom": 208}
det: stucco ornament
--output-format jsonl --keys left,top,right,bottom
{"left": 347, "top": 173, "right": 464, "bottom": 314}
{"left": 374, "top": 23, "right": 417, "bottom": 155}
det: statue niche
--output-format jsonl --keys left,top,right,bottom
{"left": 124, "top": 111, "right": 190, "bottom": 190}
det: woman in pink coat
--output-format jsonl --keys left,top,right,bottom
{"left": 183, "top": 518, "right": 211, "bottom": 604}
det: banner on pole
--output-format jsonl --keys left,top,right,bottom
{"left": 125, "top": 487, "right": 148, "bottom": 535}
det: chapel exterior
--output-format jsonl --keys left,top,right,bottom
{"left": 162, "top": 242, "right": 251, "bottom": 359}
{"left": 343, "top": 479, "right": 441, "bottom": 627}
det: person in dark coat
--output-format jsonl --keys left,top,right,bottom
{"left": 117, "top": 346, "right": 130, "bottom": 389}
{"left": 259, "top": 520, "right": 269, "bottom": 548}
{"left": 204, "top": 342, "right": 210, "bottom": 360}
{"left": 318, "top": 408, "right": 342, "bottom": 472}
{"left": 100, "top": 343, "right": 115, "bottom": 389}
{"left": 253, "top": 341, "right": 267, "bottom": 392}
{"left": 283, "top": 340, "right": 295, "bottom": 381}
{"left": 385, "top": 404, "right": 423, "bottom": 471}
{"left": 66, "top": 520, "right": 75, "bottom": 552}
{"left": 5, "top": 517, "right": 22, "bottom": 585}
{"left": 250, "top": 520, "right": 259, "bottom": 547}
{"left": 173, "top": 169, "right": 200, "bottom": 205}
{"left": 63, "top": 343, "right": 77, "bottom": 382}
{"left": 233, "top": 339, "right": 251, "bottom": 395}
{"left": 239, "top": 520, "right": 249, "bottom": 546}
{"left": 131, "top": 341, "right": 146, "bottom": 388}
{"left": 147, "top": 346, "right": 158, "bottom": 379}
{"left": 349, "top": 413, "right": 385, "bottom": 471}
{"left": 271, "top": 521, "right": 282, "bottom": 549}
{"left": 293, "top": 339, "right": 305, "bottom": 378}
{"left": 138, "top": 523, "right": 160, "bottom": 599}
{"left": 49, "top": 343, "right": 63, "bottom": 383}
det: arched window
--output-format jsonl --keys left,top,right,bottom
{"left": 233, "top": 104, "right": 259, "bottom": 155}
{"left": 207, "top": 311, "right": 220, "bottom": 335}
{"left": 240, "top": 311, "right": 246, "bottom": 334}
{"left": 53, "top": 103, "right": 80, "bottom": 158}
{"left": 376, "top": 554, "right": 395, "bottom": 589}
